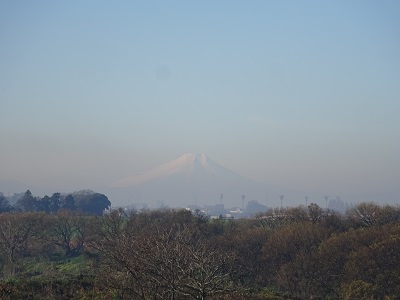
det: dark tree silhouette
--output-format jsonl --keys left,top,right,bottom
{"left": 0, "top": 193, "right": 13, "bottom": 213}
{"left": 61, "top": 194, "right": 77, "bottom": 211}
{"left": 74, "top": 191, "right": 110, "bottom": 215}
{"left": 49, "top": 193, "right": 61, "bottom": 213}
{"left": 15, "top": 190, "right": 37, "bottom": 212}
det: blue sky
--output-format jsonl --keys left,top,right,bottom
{"left": 1, "top": 1, "right": 399, "bottom": 205}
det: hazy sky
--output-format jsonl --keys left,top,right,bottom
{"left": 1, "top": 1, "right": 399, "bottom": 205}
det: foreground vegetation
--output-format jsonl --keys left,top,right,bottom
{"left": 0, "top": 202, "right": 399, "bottom": 299}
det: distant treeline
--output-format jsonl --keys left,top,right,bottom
{"left": 0, "top": 202, "right": 399, "bottom": 299}
{"left": 0, "top": 190, "right": 110, "bottom": 215}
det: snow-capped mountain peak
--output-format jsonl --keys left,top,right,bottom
{"left": 108, "top": 153, "right": 275, "bottom": 208}
{"left": 173, "top": 153, "right": 213, "bottom": 172}
{"left": 112, "top": 153, "right": 226, "bottom": 187}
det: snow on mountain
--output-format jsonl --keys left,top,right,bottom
{"left": 112, "top": 153, "right": 236, "bottom": 187}
{"left": 108, "top": 153, "right": 271, "bottom": 208}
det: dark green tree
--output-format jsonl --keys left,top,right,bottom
{"left": 49, "top": 193, "right": 61, "bottom": 213}
{"left": 61, "top": 194, "right": 77, "bottom": 211}
{"left": 75, "top": 192, "right": 110, "bottom": 215}
{"left": 38, "top": 195, "right": 51, "bottom": 213}
{"left": 15, "top": 190, "right": 37, "bottom": 212}
{"left": 0, "top": 193, "right": 13, "bottom": 213}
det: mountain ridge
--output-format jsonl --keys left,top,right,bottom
{"left": 107, "top": 153, "right": 271, "bottom": 207}
{"left": 112, "top": 153, "right": 240, "bottom": 187}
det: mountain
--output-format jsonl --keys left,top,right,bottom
{"left": 112, "top": 153, "right": 240, "bottom": 187}
{"left": 107, "top": 153, "right": 273, "bottom": 209}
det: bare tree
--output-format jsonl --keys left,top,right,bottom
{"left": 347, "top": 202, "right": 400, "bottom": 228}
{"left": 47, "top": 210, "right": 88, "bottom": 257}
{"left": 140, "top": 226, "right": 235, "bottom": 299}
{"left": 94, "top": 210, "right": 236, "bottom": 299}
{"left": 0, "top": 213, "right": 44, "bottom": 276}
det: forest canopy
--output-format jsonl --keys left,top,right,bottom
{"left": 0, "top": 202, "right": 399, "bottom": 299}
{"left": 0, "top": 190, "right": 110, "bottom": 216}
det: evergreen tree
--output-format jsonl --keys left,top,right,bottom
{"left": 61, "top": 194, "right": 77, "bottom": 211}
{"left": 0, "top": 193, "right": 12, "bottom": 213}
